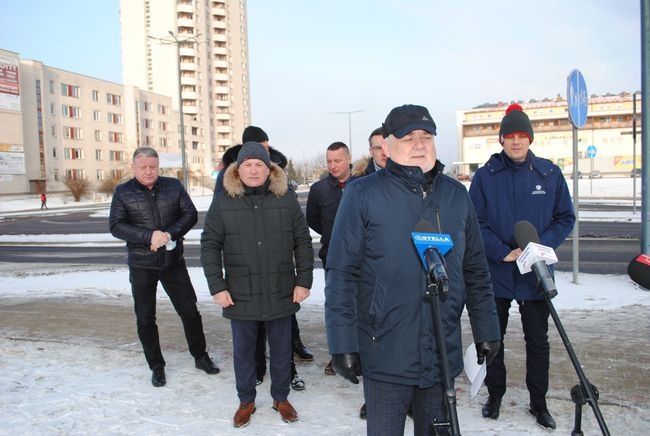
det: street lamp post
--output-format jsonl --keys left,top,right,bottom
{"left": 333, "top": 109, "right": 366, "bottom": 157}
{"left": 168, "top": 31, "right": 188, "bottom": 189}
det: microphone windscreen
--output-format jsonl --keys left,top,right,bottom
{"left": 514, "top": 220, "right": 540, "bottom": 249}
{"left": 628, "top": 254, "right": 650, "bottom": 290}
{"left": 415, "top": 219, "right": 436, "bottom": 233}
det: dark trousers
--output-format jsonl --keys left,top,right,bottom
{"left": 232, "top": 316, "right": 292, "bottom": 404}
{"left": 485, "top": 298, "right": 550, "bottom": 406}
{"left": 363, "top": 377, "right": 448, "bottom": 436}
{"left": 129, "top": 265, "right": 207, "bottom": 369}
{"left": 255, "top": 314, "right": 299, "bottom": 379}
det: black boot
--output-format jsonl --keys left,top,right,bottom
{"left": 151, "top": 367, "right": 166, "bottom": 387}
{"left": 482, "top": 394, "right": 502, "bottom": 419}
{"left": 529, "top": 403, "right": 556, "bottom": 429}
{"left": 292, "top": 339, "right": 314, "bottom": 361}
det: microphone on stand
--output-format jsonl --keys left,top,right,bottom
{"left": 411, "top": 219, "right": 453, "bottom": 290}
{"left": 513, "top": 220, "right": 558, "bottom": 299}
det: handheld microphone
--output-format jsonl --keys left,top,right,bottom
{"left": 513, "top": 220, "right": 558, "bottom": 299}
{"left": 411, "top": 220, "right": 453, "bottom": 288}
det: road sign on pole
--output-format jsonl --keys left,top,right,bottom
{"left": 567, "top": 69, "right": 588, "bottom": 128}
{"left": 586, "top": 145, "right": 597, "bottom": 159}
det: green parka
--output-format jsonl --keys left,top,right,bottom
{"left": 200, "top": 163, "right": 313, "bottom": 321}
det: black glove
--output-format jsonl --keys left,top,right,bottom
{"left": 331, "top": 352, "right": 361, "bottom": 384}
{"left": 475, "top": 341, "right": 500, "bottom": 366}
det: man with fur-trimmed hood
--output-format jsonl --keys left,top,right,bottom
{"left": 201, "top": 141, "right": 314, "bottom": 428}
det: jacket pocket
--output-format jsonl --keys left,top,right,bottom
{"left": 225, "top": 265, "right": 252, "bottom": 302}
{"left": 270, "top": 262, "right": 295, "bottom": 298}
{"left": 368, "top": 276, "right": 389, "bottom": 339}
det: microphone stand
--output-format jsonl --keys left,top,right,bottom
{"left": 424, "top": 271, "right": 461, "bottom": 436}
{"left": 540, "top": 287, "right": 610, "bottom": 435}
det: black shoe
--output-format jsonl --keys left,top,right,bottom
{"left": 151, "top": 367, "right": 166, "bottom": 387}
{"left": 482, "top": 394, "right": 502, "bottom": 419}
{"left": 529, "top": 404, "right": 556, "bottom": 429}
{"left": 292, "top": 340, "right": 314, "bottom": 361}
{"left": 359, "top": 403, "right": 367, "bottom": 420}
{"left": 195, "top": 354, "right": 220, "bottom": 374}
{"left": 291, "top": 374, "right": 305, "bottom": 391}
{"left": 407, "top": 403, "right": 413, "bottom": 419}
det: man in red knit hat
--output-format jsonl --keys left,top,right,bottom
{"left": 469, "top": 104, "right": 575, "bottom": 430}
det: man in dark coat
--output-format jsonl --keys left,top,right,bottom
{"left": 469, "top": 104, "right": 575, "bottom": 430}
{"left": 325, "top": 105, "right": 501, "bottom": 435}
{"left": 109, "top": 147, "right": 219, "bottom": 388}
{"left": 201, "top": 142, "right": 313, "bottom": 428}
{"left": 351, "top": 126, "right": 388, "bottom": 177}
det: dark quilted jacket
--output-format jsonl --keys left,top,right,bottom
{"left": 109, "top": 176, "right": 198, "bottom": 269}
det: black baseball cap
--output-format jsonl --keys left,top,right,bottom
{"left": 382, "top": 104, "right": 437, "bottom": 138}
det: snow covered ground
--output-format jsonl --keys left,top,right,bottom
{"left": 0, "top": 176, "right": 647, "bottom": 435}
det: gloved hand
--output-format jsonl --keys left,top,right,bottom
{"left": 475, "top": 341, "right": 500, "bottom": 366}
{"left": 331, "top": 352, "right": 361, "bottom": 384}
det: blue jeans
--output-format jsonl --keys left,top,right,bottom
{"left": 129, "top": 265, "right": 207, "bottom": 369}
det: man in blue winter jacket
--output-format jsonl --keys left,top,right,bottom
{"left": 325, "top": 104, "right": 501, "bottom": 435}
{"left": 469, "top": 104, "right": 576, "bottom": 430}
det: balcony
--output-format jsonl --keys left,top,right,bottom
{"left": 179, "top": 46, "right": 196, "bottom": 57}
{"left": 212, "top": 33, "right": 227, "bottom": 42}
{"left": 215, "top": 125, "right": 232, "bottom": 133}
{"left": 214, "top": 99, "right": 230, "bottom": 108}
{"left": 212, "top": 46, "right": 228, "bottom": 56}
{"left": 177, "top": 3, "right": 194, "bottom": 13}
{"left": 213, "top": 60, "right": 229, "bottom": 69}
{"left": 177, "top": 18, "right": 194, "bottom": 28}
{"left": 211, "top": 7, "right": 226, "bottom": 16}
{"left": 214, "top": 86, "right": 230, "bottom": 94}
{"left": 212, "top": 20, "right": 227, "bottom": 30}
{"left": 181, "top": 91, "right": 197, "bottom": 100}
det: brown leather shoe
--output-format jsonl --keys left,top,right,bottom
{"left": 272, "top": 400, "right": 298, "bottom": 423}
{"left": 233, "top": 402, "right": 256, "bottom": 428}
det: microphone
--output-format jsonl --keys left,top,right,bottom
{"left": 411, "top": 220, "right": 453, "bottom": 288}
{"left": 513, "top": 220, "right": 558, "bottom": 299}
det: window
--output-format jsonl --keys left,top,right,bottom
{"left": 54, "top": 169, "right": 59, "bottom": 181}
{"left": 61, "top": 83, "right": 80, "bottom": 98}
{"left": 64, "top": 148, "right": 84, "bottom": 160}
{"left": 51, "top": 126, "right": 56, "bottom": 138}
{"left": 111, "top": 169, "right": 124, "bottom": 180}
{"left": 94, "top": 130, "right": 103, "bottom": 141}
{"left": 96, "top": 169, "right": 104, "bottom": 180}
{"left": 158, "top": 104, "right": 168, "bottom": 115}
{"left": 107, "top": 112, "right": 123, "bottom": 124}
{"left": 160, "top": 137, "right": 168, "bottom": 148}
{"left": 143, "top": 118, "right": 153, "bottom": 129}
{"left": 109, "top": 150, "right": 124, "bottom": 161}
{"left": 92, "top": 90, "right": 99, "bottom": 102}
{"left": 93, "top": 110, "right": 101, "bottom": 121}
{"left": 144, "top": 135, "right": 154, "bottom": 145}
{"left": 108, "top": 131, "right": 123, "bottom": 143}
{"left": 49, "top": 103, "right": 55, "bottom": 115}
{"left": 159, "top": 121, "right": 168, "bottom": 131}
{"left": 65, "top": 169, "right": 85, "bottom": 180}
{"left": 49, "top": 80, "right": 54, "bottom": 94}
{"left": 63, "top": 127, "right": 83, "bottom": 139}
{"left": 143, "top": 101, "right": 152, "bottom": 111}
{"left": 95, "top": 149, "right": 103, "bottom": 160}
{"left": 62, "top": 105, "right": 82, "bottom": 118}
{"left": 52, "top": 148, "right": 57, "bottom": 158}
{"left": 106, "top": 93, "right": 121, "bottom": 106}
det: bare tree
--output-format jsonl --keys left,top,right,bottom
{"left": 97, "top": 177, "right": 122, "bottom": 198}
{"left": 63, "top": 176, "right": 91, "bottom": 202}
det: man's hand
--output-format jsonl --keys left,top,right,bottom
{"left": 503, "top": 248, "right": 522, "bottom": 262}
{"left": 213, "top": 290, "right": 234, "bottom": 308}
{"left": 331, "top": 353, "right": 361, "bottom": 384}
{"left": 293, "top": 286, "right": 310, "bottom": 303}
{"left": 150, "top": 230, "right": 170, "bottom": 252}
{"left": 476, "top": 341, "right": 500, "bottom": 366}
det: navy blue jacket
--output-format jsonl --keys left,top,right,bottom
{"left": 109, "top": 176, "right": 197, "bottom": 270}
{"left": 325, "top": 159, "right": 500, "bottom": 387}
{"left": 306, "top": 173, "right": 357, "bottom": 267}
{"left": 469, "top": 151, "right": 575, "bottom": 301}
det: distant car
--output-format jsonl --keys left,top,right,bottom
{"left": 588, "top": 170, "right": 602, "bottom": 179}
{"left": 631, "top": 168, "right": 641, "bottom": 177}
{"left": 564, "top": 170, "right": 582, "bottom": 179}
{"left": 456, "top": 174, "right": 471, "bottom": 181}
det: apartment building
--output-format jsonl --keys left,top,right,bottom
{"left": 0, "top": 47, "right": 191, "bottom": 196}
{"left": 456, "top": 92, "right": 641, "bottom": 176}
{"left": 120, "top": 0, "right": 250, "bottom": 178}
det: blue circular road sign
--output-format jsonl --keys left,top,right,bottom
{"left": 586, "top": 145, "right": 597, "bottom": 159}
{"left": 567, "top": 69, "right": 588, "bottom": 128}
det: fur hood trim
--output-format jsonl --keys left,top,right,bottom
{"left": 352, "top": 157, "right": 371, "bottom": 177}
{"left": 222, "top": 162, "right": 288, "bottom": 198}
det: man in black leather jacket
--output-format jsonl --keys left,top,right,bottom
{"left": 109, "top": 147, "right": 219, "bottom": 387}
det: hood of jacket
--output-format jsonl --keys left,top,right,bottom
{"left": 222, "top": 162, "right": 289, "bottom": 198}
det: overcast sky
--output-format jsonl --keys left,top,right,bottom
{"left": 1, "top": 0, "right": 642, "bottom": 164}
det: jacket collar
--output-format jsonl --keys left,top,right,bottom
{"left": 485, "top": 150, "right": 554, "bottom": 177}
{"left": 222, "top": 163, "right": 288, "bottom": 198}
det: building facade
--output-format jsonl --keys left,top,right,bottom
{"left": 120, "top": 0, "right": 250, "bottom": 179}
{"left": 456, "top": 92, "right": 642, "bottom": 177}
